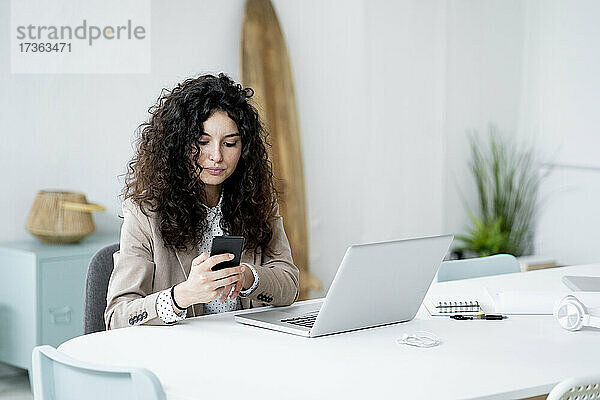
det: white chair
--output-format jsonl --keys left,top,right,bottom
{"left": 547, "top": 375, "right": 600, "bottom": 400}
{"left": 32, "top": 345, "right": 166, "bottom": 400}
{"left": 437, "top": 254, "right": 520, "bottom": 282}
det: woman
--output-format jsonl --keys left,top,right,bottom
{"left": 105, "top": 73, "right": 299, "bottom": 329}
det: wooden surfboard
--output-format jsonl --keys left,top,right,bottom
{"left": 240, "top": 0, "right": 320, "bottom": 299}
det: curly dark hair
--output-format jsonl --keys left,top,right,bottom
{"left": 120, "top": 73, "right": 278, "bottom": 255}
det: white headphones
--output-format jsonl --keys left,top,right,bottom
{"left": 555, "top": 295, "right": 600, "bottom": 331}
{"left": 397, "top": 331, "right": 441, "bottom": 348}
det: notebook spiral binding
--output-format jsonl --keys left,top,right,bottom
{"left": 435, "top": 301, "right": 481, "bottom": 313}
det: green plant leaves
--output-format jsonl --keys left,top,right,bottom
{"left": 456, "top": 126, "right": 542, "bottom": 257}
{"left": 455, "top": 215, "right": 509, "bottom": 257}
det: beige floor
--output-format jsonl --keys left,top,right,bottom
{"left": 0, "top": 373, "right": 33, "bottom": 400}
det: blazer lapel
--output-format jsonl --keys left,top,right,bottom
{"left": 174, "top": 247, "right": 198, "bottom": 280}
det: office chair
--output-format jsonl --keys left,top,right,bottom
{"left": 546, "top": 374, "right": 600, "bottom": 400}
{"left": 437, "top": 254, "right": 520, "bottom": 282}
{"left": 32, "top": 345, "right": 166, "bottom": 400}
{"left": 84, "top": 243, "right": 119, "bottom": 334}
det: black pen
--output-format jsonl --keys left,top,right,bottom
{"left": 450, "top": 314, "right": 506, "bottom": 320}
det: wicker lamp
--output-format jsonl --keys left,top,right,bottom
{"left": 25, "top": 190, "right": 106, "bottom": 244}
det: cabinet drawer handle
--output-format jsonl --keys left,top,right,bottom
{"left": 49, "top": 306, "right": 72, "bottom": 325}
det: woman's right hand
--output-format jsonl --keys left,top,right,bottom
{"left": 172, "top": 252, "right": 243, "bottom": 310}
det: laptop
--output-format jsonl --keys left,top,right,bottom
{"left": 234, "top": 234, "right": 453, "bottom": 337}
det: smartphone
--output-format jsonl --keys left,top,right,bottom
{"left": 209, "top": 236, "right": 245, "bottom": 271}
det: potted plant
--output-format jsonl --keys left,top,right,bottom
{"left": 455, "top": 126, "right": 546, "bottom": 258}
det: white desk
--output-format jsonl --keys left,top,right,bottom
{"left": 59, "top": 264, "right": 600, "bottom": 400}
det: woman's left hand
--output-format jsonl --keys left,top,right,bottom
{"left": 218, "top": 264, "right": 255, "bottom": 302}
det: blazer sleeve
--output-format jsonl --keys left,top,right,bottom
{"left": 241, "top": 202, "right": 300, "bottom": 306}
{"left": 104, "top": 199, "right": 170, "bottom": 329}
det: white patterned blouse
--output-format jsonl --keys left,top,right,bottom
{"left": 156, "top": 192, "right": 259, "bottom": 324}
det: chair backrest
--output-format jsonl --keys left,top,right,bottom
{"left": 84, "top": 243, "right": 119, "bottom": 334}
{"left": 546, "top": 375, "right": 600, "bottom": 400}
{"left": 437, "top": 254, "right": 520, "bottom": 282}
{"left": 32, "top": 345, "right": 166, "bottom": 400}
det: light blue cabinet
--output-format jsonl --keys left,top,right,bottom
{"left": 0, "top": 232, "right": 119, "bottom": 375}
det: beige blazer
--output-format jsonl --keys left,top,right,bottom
{"left": 104, "top": 198, "right": 300, "bottom": 329}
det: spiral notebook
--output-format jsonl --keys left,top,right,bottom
{"left": 424, "top": 297, "right": 486, "bottom": 316}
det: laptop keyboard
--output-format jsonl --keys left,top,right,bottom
{"left": 281, "top": 311, "right": 319, "bottom": 328}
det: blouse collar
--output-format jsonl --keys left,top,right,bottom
{"left": 202, "top": 190, "right": 224, "bottom": 212}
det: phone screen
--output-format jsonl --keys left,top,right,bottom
{"left": 210, "top": 236, "right": 245, "bottom": 271}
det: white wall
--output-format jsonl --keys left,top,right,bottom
{"left": 0, "top": 0, "right": 243, "bottom": 235}
{"left": 363, "top": 0, "right": 446, "bottom": 241}
{"left": 536, "top": 167, "right": 600, "bottom": 265}
{"left": 1, "top": 0, "right": 450, "bottom": 296}
{"left": 274, "top": 0, "right": 369, "bottom": 294}
{"left": 440, "top": 0, "right": 600, "bottom": 266}
{"left": 519, "top": 0, "right": 600, "bottom": 265}
{"left": 2, "top": 0, "right": 599, "bottom": 297}
{"left": 442, "top": 0, "right": 525, "bottom": 237}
